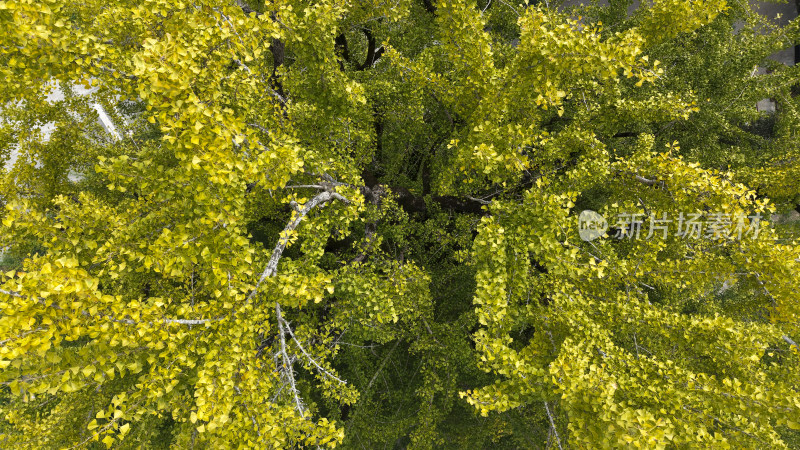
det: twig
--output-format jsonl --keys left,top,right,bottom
{"left": 0, "top": 290, "right": 216, "bottom": 326}
{"left": 367, "top": 340, "right": 400, "bottom": 392}
{"left": 634, "top": 175, "right": 661, "bottom": 186}
{"left": 285, "top": 184, "right": 326, "bottom": 189}
{"left": 275, "top": 303, "right": 305, "bottom": 417}
{"left": 102, "top": 315, "right": 214, "bottom": 326}
{"left": 466, "top": 195, "right": 491, "bottom": 205}
{"left": 421, "top": 317, "right": 443, "bottom": 346}
{"left": 280, "top": 317, "right": 347, "bottom": 384}
{"left": 544, "top": 401, "right": 563, "bottom": 450}
{"left": 0, "top": 288, "right": 23, "bottom": 298}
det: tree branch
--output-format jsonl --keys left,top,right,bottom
{"left": 366, "top": 340, "right": 400, "bottom": 392}
{"left": 0, "top": 289, "right": 215, "bottom": 325}
{"left": 634, "top": 175, "right": 661, "bottom": 186}
{"left": 335, "top": 32, "right": 349, "bottom": 71}
{"left": 235, "top": 0, "right": 262, "bottom": 16}
{"left": 281, "top": 316, "right": 347, "bottom": 384}
{"left": 358, "top": 27, "right": 384, "bottom": 70}
{"left": 246, "top": 189, "right": 349, "bottom": 302}
{"left": 544, "top": 401, "right": 563, "bottom": 450}
{"left": 392, "top": 187, "right": 488, "bottom": 215}
{"left": 100, "top": 314, "right": 214, "bottom": 326}
{"left": 275, "top": 303, "right": 306, "bottom": 418}
{"left": 0, "top": 288, "right": 23, "bottom": 298}
{"left": 242, "top": 184, "right": 349, "bottom": 418}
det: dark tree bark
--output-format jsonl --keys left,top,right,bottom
{"left": 358, "top": 28, "right": 384, "bottom": 70}
{"left": 335, "top": 33, "right": 349, "bottom": 71}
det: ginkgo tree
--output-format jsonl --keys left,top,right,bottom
{"left": 1, "top": 0, "right": 799, "bottom": 448}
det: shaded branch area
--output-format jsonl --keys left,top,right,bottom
{"left": 334, "top": 26, "right": 385, "bottom": 71}
{"left": 358, "top": 180, "right": 488, "bottom": 217}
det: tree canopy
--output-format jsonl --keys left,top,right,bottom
{"left": 1, "top": 0, "right": 800, "bottom": 447}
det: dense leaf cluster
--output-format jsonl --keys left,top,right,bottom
{"left": 1, "top": 0, "right": 799, "bottom": 448}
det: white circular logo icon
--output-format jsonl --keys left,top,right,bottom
{"left": 578, "top": 210, "right": 608, "bottom": 242}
